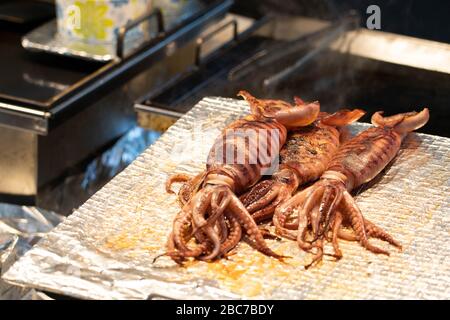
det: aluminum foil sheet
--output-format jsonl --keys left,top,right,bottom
{"left": 0, "top": 204, "right": 64, "bottom": 300}
{"left": 3, "top": 97, "right": 449, "bottom": 299}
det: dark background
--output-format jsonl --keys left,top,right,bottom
{"left": 235, "top": 0, "right": 450, "bottom": 43}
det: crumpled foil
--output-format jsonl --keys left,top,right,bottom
{"left": 2, "top": 97, "right": 449, "bottom": 299}
{"left": 0, "top": 204, "right": 64, "bottom": 300}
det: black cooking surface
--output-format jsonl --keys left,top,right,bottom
{"left": 0, "top": 25, "right": 102, "bottom": 107}
{"left": 0, "top": 0, "right": 55, "bottom": 26}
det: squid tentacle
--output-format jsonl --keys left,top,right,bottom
{"left": 365, "top": 219, "right": 402, "bottom": 249}
{"left": 305, "top": 239, "right": 324, "bottom": 270}
{"left": 192, "top": 188, "right": 230, "bottom": 233}
{"left": 219, "top": 212, "right": 242, "bottom": 257}
{"left": 166, "top": 91, "right": 327, "bottom": 263}
{"left": 166, "top": 173, "right": 192, "bottom": 194}
{"left": 244, "top": 182, "right": 281, "bottom": 213}
{"left": 336, "top": 218, "right": 401, "bottom": 249}
{"left": 190, "top": 190, "right": 222, "bottom": 261}
{"left": 251, "top": 189, "right": 290, "bottom": 223}
{"left": 342, "top": 191, "right": 390, "bottom": 256}
{"left": 172, "top": 197, "right": 211, "bottom": 258}
{"left": 216, "top": 215, "right": 229, "bottom": 243}
{"left": 316, "top": 183, "right": 344, "bottom": 239}
{"left": 301, "top": 186, "right": 324, "bottom": 237}
{"left": 331, "top": 211, "right": 344, "bottom": 259}
{"left": 228, "top": 193, "right": 287, "bottom": 260}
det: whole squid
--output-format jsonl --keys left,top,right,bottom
{"left": 274, "top": 108, "right": 430, "bottom": 267}
{"left": 165, "top": 91, "right": 320, "bottom": 263}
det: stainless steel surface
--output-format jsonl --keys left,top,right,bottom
{"left": 330, "top": 29, "right": 450, "bottom": 75}
{"left": 3, "top": 0, "right": 231, "bottom": 118}
{"left": 196, "top": 13, "right": 254, "bottom": 63}
{"left": 0, "top": 128, "right": 36, "bottom": 196}
{"left": 3, "top": 97, "right": 449, "bottom": 299}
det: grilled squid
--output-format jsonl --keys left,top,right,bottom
{"left": 241, "top": 109, "right": 365, "bottom": 223}
{"left": 274, "top": 108, "right": 430, "bottom": 268}
{"left": 165, "top": 91, "right": 320, "bottom": 263}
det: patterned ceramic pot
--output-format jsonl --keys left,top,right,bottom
{"left": 56, "top": 0, "right": 153, "bottom": 44}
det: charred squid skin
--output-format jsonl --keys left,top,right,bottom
{"left": 279, "top": 108, "right": 429, "bottom": 267}
{"left": 205, "top": 116, "right": 288, "bottom": 194}
{"left": 241, "top": 179, "right": 280, "bottom": 213}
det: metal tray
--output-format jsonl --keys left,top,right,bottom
{"left": 22, "top": 19, "right": 119, "bottom": 62}
{"left": 2, "top": 97, "right": 449, "bottom": 299}
{"left": 21, "top": 0, "right": 225, "bottom": 62}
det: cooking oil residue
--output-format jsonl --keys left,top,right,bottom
{"left": 105, "top": 232, "right": 138, "bottom": 250}
{"left": 206, "top": 259, "right": 263, "bottom": 297}
{"left": 202, "top": 245, "right": 300, "bottom": 297}
{"left": 103, "top": 224, "right": 162, "bottom": 253}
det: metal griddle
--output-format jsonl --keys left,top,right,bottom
{"left": 2, "top": 97, "right": 449, "bottom": 299}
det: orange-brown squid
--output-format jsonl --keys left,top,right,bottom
{"left": 274, "top": 108, "right": 430, "bottom": 267}
{"left": 165, "top": 91, "right": 320, "bottom": 263}
{"left": 241, "top": 108, "right": 365, "bottom": 223}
